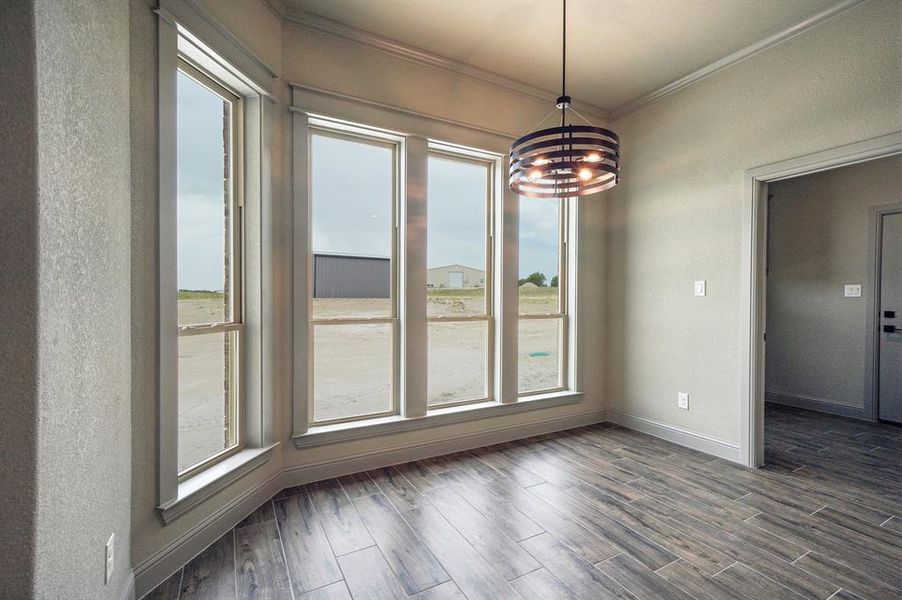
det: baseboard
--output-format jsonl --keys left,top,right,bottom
{"left": 134, "top": 408, "right": 606, "bottom": 598}
{"left": 605, "top": 409, "right": 741, "bottom": 463}
{"left": 766, "top": 391, "right": 870, "bottom": 421}
{"left": 119, "top": 570, "right": 135, "bottom": 600}
{"left": 280, "top": 409, "right": 607, "bottom": 489}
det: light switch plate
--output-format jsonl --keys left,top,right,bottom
{"left": 844, "top": 284, "right": 862, "bottom": 298}
{"left": 694, "top": 280, "right": 706, "bottom": 297}
{"left": 678, "top": 392, "right": 689, "bottom": 410}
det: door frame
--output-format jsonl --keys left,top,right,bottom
{"left": 739, "top": 132, "right": 902, "bottom": 468}
{"left": 870, "top": 204, "right": 902, "bottom": 421}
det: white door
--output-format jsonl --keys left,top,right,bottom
{"left": 878, "top": 211, "right": 902, "bottom": 423}
{"left": 449, "top": 271, "right": 464, "bottom": 288}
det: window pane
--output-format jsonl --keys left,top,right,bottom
{"left": 428, "top": 321, "right": 488, "bottom": 406}
{"left": 177, "top": 70, "right": 233, "bottom": 326}
{"left": 427, "top": 156, "right": 488, "bottom": 317}
{"left": 518, "top": 319, "right": 562, "bottom": 393}
{"left": 311, "top": 134, "right": 394, "bottom": 319}
{"left": 519, "top": 196, "right": 560, "bottom": 314}
{"left": 178, "top": 332, "right": 237, "bottom": 472}
{"left": 313, "top": 323, "right": 393, "bottom": 422}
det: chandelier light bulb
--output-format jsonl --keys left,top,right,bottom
{"left": 528, "top": 169, "right": 543, "bottom": 181}
{"left": 586, "top": 153, "right": 601, "bottom": 162}
{"left": 578, "top": 168, "right": 592, "bottom": 181}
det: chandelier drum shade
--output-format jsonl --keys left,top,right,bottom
{"left": 509, "top": 117, "right": 620, "bottom": 198}
{"left": 509, "top": 0, "right": 620, "bottom": 199}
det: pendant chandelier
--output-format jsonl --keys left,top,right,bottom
{"left": 509, "top": 0, "right": 620, "bottom": 199}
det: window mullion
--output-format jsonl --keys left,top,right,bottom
{"left": 498, "top": 170, "right": 519, "bottom": 404}
{"left": 291, "top": 110, "right": 311, "bottom": 436}
{"left": 403, "top": 136, "right": 429, "bottom": 418}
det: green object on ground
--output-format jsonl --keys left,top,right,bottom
{"left": 528, "top": 351, "right": 550, "bottom": 357}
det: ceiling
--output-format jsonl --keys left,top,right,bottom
{"left": 282, "top": 0, "right": 844, "bottom": 111}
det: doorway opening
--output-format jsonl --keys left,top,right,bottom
{"left": 762, "top": 158, "right": 901, "bottom": 470}
{"left": 740, "top": 132, "right": 902, "bottom": 468}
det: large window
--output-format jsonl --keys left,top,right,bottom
{"left": 426, "top": 151, "right": 493, "bottom": 407}
{"left": 308, "top": 128, "right": 399, "bottom": 424}
{"left": 176, "top": 61, "right": 244, "bottom": 477}
{"left": 518, "top": 196, "right": 567, "bottom": 395}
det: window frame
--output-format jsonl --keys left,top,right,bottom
{"left": 290, "top": 88, "right": 583, "bottom": 446}
{"left": 425, "top": 147, "right": 496, "bottom": 408}
{"left": 517, "top": 196, "right": 569, "bottom": 397}
{"left": 157, "top": 4, "right": 279, "bottom": 521}
{"left": 173, "top": 58, "right": 247, "bottom": 481}
{"left": 306, "top": 123, "right": 403, "bottom": 427}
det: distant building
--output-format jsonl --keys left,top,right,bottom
{"left": 427, "top": 264, "right": 485, "bottom": 289}
{"left": 313, "top": 252, "right": 390, "bottom": 298}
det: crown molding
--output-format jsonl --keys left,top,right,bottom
{"left": 260, "top": 0, "right": 287, "bottom": 20}
{"left": 281, "top": 8, "right": 611, "bottom": 123}
{"left": 610, "top": 0, "right": 867, "bottom": 120}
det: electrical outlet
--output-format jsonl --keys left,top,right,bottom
{"left": 105, "top": 533, "right": 115, "bottom": 585}
{"left": 694, "top": 280, "right": 706, "bottom": 297}
{"left": 678, "top": 392, "right": 689, "bottom": 410}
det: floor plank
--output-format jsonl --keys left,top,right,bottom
{"left": 401, "top": 503, "right": 522, "bottom": 599}
{"left": 351, "top": 493, "right": 449, "bottom": 594}
{"left": 336, "top": 545, "right": 408, "bottom": 600}
{"left": 656, "top": 559, "right": 747, "bottom": 600}
{"left": 273, "top": 490, "right": 343, "bottom": 595}
{"left": 296, "top": 581, "right": 352, "bottom": 600}
{"left": 594, "top": 553, "right": 693, "bottom": 600}
{"left": 179, "top": 532, "right": 236, "bottom": 600}
{"left": 306, "top": 479, "right": 375, "bottom": 557}
{"left": 424, "top": 486, "right": 540, "bottom": 580}
{"left": 713, "top": 562, "right": 806, "bottom": 600}
{"left": 235, "top": 520, "right": 293, "bottom": 600}
{"left": 528, "top": 482, "right": 679, "bottom": 570}
{"left": 518, "top": 534, "right": 635, "bottom": 599}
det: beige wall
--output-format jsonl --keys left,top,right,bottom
{"left": 765, "top": 156, "right": 902, "bottom": 415}
{"left": 606, "top": 0, "right": 902, "bottom": 445}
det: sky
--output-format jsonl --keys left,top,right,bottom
{"left": 177, "top": 71, "right": 230, "bottom": 292}
{"left": 176, "top": 77, "right": 560, "bottom": 291}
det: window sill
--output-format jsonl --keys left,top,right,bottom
{"left": 158, "top": 443, "right": 278, "bottom": 524}
{"left": 292, "top": 391, "right": 584, "bottom": 449}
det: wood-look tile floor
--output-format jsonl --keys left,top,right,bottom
{"left": 145, "top": 404, "right": 902, "bottom": 600}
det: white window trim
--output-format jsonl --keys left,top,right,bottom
{"left": 290, "top": 84, "right": 584, "bottom": 445}
{"left": 157, "top": 6, "right": 278, "bottom": 521}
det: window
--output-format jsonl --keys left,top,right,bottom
{"left": 426, "top": 151, "right": 493, "bottom": 406}
{"left": 175, "top": 61, "right": 244, "bottom": 477}
{"left": 518, "top": 195, "right": 567, "bottom": 394}
{"left": 308, "top": 128, "right": 399, "bottom": 424}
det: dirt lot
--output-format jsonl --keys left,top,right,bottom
{"left": 177, "top": 287, "right": 561, "bottom": 469}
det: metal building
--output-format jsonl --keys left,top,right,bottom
{"left": 313, "top": 253, "right": 390, "bottom": 298}
{"left": 427, "top": 264, "right": 486, "bottom": 289}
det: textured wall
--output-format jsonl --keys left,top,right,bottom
{"left": 28, "top": 0, "right": 133, "bottom": 598}
{"left": 606, "top": 0, "right": 902, "bottom": 444}
{"left": 0, "top": 2, "right": 39, "bottom": 597}
{"left": 766, "top": 156, "right": 902, "bottom": 411}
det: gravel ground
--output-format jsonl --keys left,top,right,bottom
{"left": 177, "top": 287, "right": 561, "bottom": 469}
